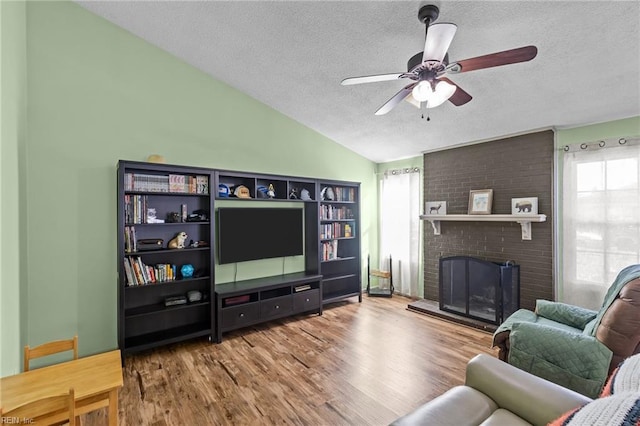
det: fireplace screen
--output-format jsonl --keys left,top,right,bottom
{"left": 439, "top": 256, "right": 520, "bottom": 324}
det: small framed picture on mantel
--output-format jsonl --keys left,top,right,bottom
{"left": 511, "top": 197, "right": 538, "bottom": 215}
{"left": 468, "top": 189, "right": 493, "bottom": 215}
{"left": 425, "top": 201, "right": 447, "bottom": 215}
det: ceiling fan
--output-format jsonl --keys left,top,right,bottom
{"left": 341, "top": 5, "right": 538, "bottom": 115}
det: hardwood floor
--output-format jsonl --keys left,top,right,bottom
{"left": 86, "top": 296, "right": 496, "bottom": 425}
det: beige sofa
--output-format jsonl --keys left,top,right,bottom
{"left": 391, "top": 354, "right": 591, "bottom": 426}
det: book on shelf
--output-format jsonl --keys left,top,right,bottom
{"left": 196, "top": 175, "right": 209, "bottom": 194}
{"left": 124, "top": 226, "right": 139, "bottom": 253}
{"left": 169, "top": 174, "right": 186, "bottom": 193}
{"left": 322, "top": 240, "right": 339, "bottom": 261}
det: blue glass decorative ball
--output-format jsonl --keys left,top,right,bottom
{"left": 181, "top": 264, "right": 194, "bottom": 278}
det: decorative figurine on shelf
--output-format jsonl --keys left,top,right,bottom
{"left": 166, "top": 212, "right": 180, "bottom": 223}
{"left": 267, "top": 184, "right": 276, "bottom": 198}
{"left": 289, "top": 187, "right": 298, "bottom": 199}
{"left": 168, "top": 231, "right": 188, "bottom": 249}
{"left": 146, "top": 154, "right": 166, "bottom": 164}
{"left": 321, "top": 186, "right": 335, "bottom": 201}
{"left": 300, "top": 188, "right": 312, "bottom": 201}
{"left": 180, "top": 263, "right": 194, "bottom": 278}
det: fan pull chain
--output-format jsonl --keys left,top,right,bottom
{"left": 421, "top": 102, "right": 431, "bottom": 121}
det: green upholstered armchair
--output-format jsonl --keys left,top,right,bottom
{"left": 492, "top": 264, "right": 640, "bottom": 398}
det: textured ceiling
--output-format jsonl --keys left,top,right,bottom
{"left": 77, "top": 1, "right": 640, "bottom": 163}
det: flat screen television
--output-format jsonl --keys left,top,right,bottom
{"left": 217, "top": 207, "right": 304, "bottom": 264}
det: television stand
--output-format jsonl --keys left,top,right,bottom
{"left": 214, "top": 272, "right": 323, "bottom": 342}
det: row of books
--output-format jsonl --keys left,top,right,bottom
{"left": 320, "top": 223, "right": 353, "bottom": 240}
{"left": 320, "top": 205, "right": 354, "bottom": 220}
{"left": 326, "top": 186, "right": 356, "bottom": 202}
{"left": 124, "top": 256, "right": 178, "bottom": 286}
{"left": 124, "top": 196, "right": 151, "bottom": 225}
{"left": 124, "top": 226, "right": 138, "bottom": 253}
{"left": 124, "top": 173, "right": 209, "bottom": 194}
{"left": 321, "top": 240, "right": 339, "bottom": 261}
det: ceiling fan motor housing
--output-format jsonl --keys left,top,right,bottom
{"left": 418, "top": 5, "right": 439, "bottom": 24}
{"left": 407, "top": 52, "right": 449, "bottom": 73}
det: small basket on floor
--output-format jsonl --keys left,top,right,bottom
{"left": 367, "top": 255, "right": 394, "bottom": 297}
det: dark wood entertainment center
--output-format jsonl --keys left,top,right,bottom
{"left": 117, "top": 161, "right": 361, "bottom": 357}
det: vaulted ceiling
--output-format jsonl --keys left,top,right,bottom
{"left": 77, "top": 1, "right": 640, "bottom": 163}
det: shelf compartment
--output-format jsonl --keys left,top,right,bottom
{"left": 123, "top": 323, "right": 211, "bottom": 353}
{"left": 125, "top": 301, "right": 210, "bottom": 319}
{"left": 222, "top": 293, "right": 259, "bottom": 307}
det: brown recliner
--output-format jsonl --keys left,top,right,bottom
{"left": 596, "top": 276, "right": 640, "bottom": 369}
{"left": 492, "top": 266, "right": 640, "bottom": 397}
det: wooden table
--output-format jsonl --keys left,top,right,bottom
{"left": 1, "top": 350, "right": 123, "bottom": 425}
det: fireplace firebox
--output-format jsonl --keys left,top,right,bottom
{"left": 439, "top": 256, "right": 519, "bottom": 325}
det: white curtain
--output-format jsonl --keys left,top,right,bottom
{"left": 562, "top": 139, "right": 640, "bottom": 309}
{"left": 379, "top": 167, "right": 422, "bottom": 297}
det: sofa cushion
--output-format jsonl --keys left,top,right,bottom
{"left": 601, "top": 353, "right": 640, "bottom": 396}
{"left": 390, "top": 386, "right": 497, "bottom": 426}
{"left": 508, "top": 322, "right": 612, "bottom": 398}
{"left": 549, "top": 393, "right": 640, "bottom": 426}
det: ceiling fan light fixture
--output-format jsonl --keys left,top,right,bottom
{"left": 412, "top": 80, "right": 456, "bottom": 108}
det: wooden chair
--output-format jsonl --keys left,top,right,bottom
{"left": 0, "top": 388, "right": 75, "bottom": 425}
{"left": 24, "top": 336, "right": 78, "bottom": 372}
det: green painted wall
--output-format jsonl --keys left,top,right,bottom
{"left": 554, "top": 116, "right": 640, "bottom": 300}
{"left": 556, "top": 117, "right": 640, "bottom": 146}
{"left": 22, "top": 1, "right": 377, "bottom": 357}
{"left": 1, "top": 0, "right": 27, "bottom": 376}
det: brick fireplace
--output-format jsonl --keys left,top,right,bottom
{"left": 422, "top": 130, "right": 554, "bottom": 312}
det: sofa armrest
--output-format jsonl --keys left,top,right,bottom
{"left": 535, "top": 300, "right": 597, "bottom": 329}
{"left": 465, "top": 354, "right": 591, "bottom": 426}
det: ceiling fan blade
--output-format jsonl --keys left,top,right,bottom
{"left": 450, "top": 45, "right": 538, "bottom": 73}
{"left": 422, "top": 23, "right": 457, "bottom": 64}
{"left": 375, "top": 83, "right": 417, "bottom": 115}
{"left": 341, "top": 73, "right": 403, "bottom": 86}
{"left": 439, "top": 77, "right": 472, "bottom": 106}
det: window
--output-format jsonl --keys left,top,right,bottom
{"left": 562, "top": 139, "right": 640, "bottom": 309}
{"left": 379, "top": 167, "right": 422, "bottom": 297}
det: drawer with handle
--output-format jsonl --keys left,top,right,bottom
{"left": 260, "top": 296, "right": 292, "bottom": 320}
{"left": 221, "top": 302, "right": 260, "bottom": 330}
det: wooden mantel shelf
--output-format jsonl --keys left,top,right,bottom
{"left": 419, "top": 214, "right": 547, "bottom": 240}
